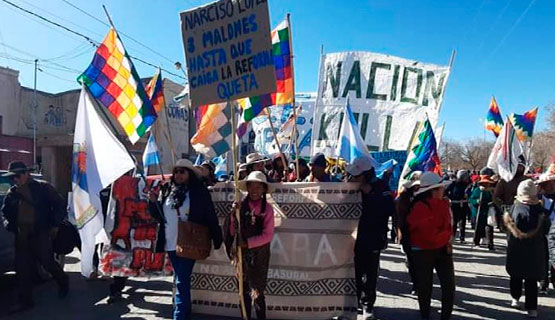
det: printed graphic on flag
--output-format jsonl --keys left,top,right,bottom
{"left": 238, "top": 18, "right": 294, "bottom": 122}
{"left": 78, "top": 28, "right": 156, "bottom": 144}
{"left": 145, "top": 69, "right": 165, "bottom": 114}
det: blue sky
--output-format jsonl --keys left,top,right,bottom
{"left": 0, "top": 0, "right": 552, "bottom": 141}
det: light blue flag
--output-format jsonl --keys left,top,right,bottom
{"left": 212, "top": 156, "right": 228, "bottom": 180}
{"left": 142, "top": 133, "right": 161, "bottom": 175}
{"left": 337, "top": 98, "right": 371, "bottom": 163}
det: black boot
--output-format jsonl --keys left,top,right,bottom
{"left": 242, "top": 291, "right": 252, "bottom": 320}
{"left": 254, "top": 294, "right": 266, "bottom": 320}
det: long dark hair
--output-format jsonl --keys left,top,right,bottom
{"left": 167, "top": 168, "right": 203, "bottom": 209}
{"left": 240, "top": 182, "right": 268, "bottom": 216}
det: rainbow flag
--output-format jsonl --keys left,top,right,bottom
{"left": 485, "top": 96, "right": 504, "bottom": 137}
{"left": 237, "top": 18, "right": 294, "bottom": 122}
{"left": 78, "top": 28, "right": 156, "bottom": 144}
{"left": 145, "top": 69, "right": 165, "bottom": 114}
{"left": 191, "top": 102, "right": 233, "bottom": 158}
{"left": 509, "top": 107, "right": 538, "bottom": 141}
{"left": 400, "top": 118, "right": 442, "bottom": 182}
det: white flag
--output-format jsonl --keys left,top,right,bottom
{"left": 71, "top": 88, "right": 135, "bottom": 277}
{"left": 487, "top": 119, "right": 525, "bottom": 182}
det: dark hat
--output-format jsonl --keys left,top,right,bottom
{"left": 479, "top": 167, "right": 495, "bottom": 176}
{"left": 309, "top": 153, "right": 327, "bottom": 167}
{"left": 201, "top": 160, "right": 216, "bottom": 173}
{"left": 3, "top": 161, "right": 29, "bottom": 177}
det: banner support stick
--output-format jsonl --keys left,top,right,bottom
{"left": 266, "top": 108, "right": 289, "bottom": 180}
{"left": 230, "top": 100, "right": 248, "bottom": 319}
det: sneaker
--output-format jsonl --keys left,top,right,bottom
{"left": 363, "top": 309, "right": 377, "bottom": 320}
{"left": 510, "top": 299, "right": 520, "bottom": 309}
{"left": 527, "top": 310, "right": 538, "bottom": 318}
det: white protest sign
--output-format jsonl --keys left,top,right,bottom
{"left": 312, "top": 51, "right": 450, "bottom": 155}
{"left": 180, "top": 0, "right": 276, "bottom": 108}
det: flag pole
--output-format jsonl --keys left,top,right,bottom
{"left": 266, "top": 109, "right": 288, "bottom": 180}
{"left": 286, "top": 13, "right": 300, "bottom": 180}
{"left": 230, "top": 100, "right": 248, "bottom": 319}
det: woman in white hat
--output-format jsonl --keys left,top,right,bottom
{"left": 406, "top": 172, "right": 454, "bottom": 320}
{"left": 148, "top": 159, "right": 222, "bottom": 320}
{"left": 228, "top": 171, "right": 275, "bottom": 320}
{"left": 504, "top": 179, "right": 550, "bottom": 317}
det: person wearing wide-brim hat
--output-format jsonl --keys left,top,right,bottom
{"left": 244, "top": 153, "right": 267, "bottom": 175}
{"left": 445, "top": 170, "right": 472, "bottom": 244}
{"left": 537, "top": 163, "right": 555, "bottom": 293}
{"left": 469, "top": 174, "right": 497, "bottom": 250}
{"left": 227, "top": 171, "right": 275, "bottom": 319}
{"left": 147, "top": 158, "right": 222, "bottom": 320}
{"left": 406, "top": 172, "right": 455, "bottom": 320}
{"left": 504, "top": 179, "right": 550, "bottom": 317}
{"left": 1, "top": 161, "right": 69, "bottom": 313}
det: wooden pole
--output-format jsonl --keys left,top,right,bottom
{"left": 230, "top": 101, "right": 248, "bottom": 319}
{"left": 266, "top": 108, "right": 289, "bottom": 180}
{"left": 286, "top": 13, "right": 300, "bottom": 181}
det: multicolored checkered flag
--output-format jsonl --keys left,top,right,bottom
{"left": 190, "top": 102, "right": 233, "bottom": 158}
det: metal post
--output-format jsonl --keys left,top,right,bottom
{"left": 33, "top": 59, "right": 38, "bottom": 168}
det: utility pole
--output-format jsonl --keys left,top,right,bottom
{"left": 33, "top": 59, "right": 38, "bottom": 169}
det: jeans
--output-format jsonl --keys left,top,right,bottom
{"left": 510, "top": 277, "right": 538, "bottom": 310}
{"left": 167, "top": 251, "right": 196, "bottom": 320}
{"left": 451, "top": 204, "right": 468, "bottom": 241}
{"left": 413, "top": 247, "right": 455, "bottom": 320}
{"left": 15, "top": 229, "right": 68, "bottom": 304}
{"left": 354, "top": 250, "right": 380, "bottom": 313}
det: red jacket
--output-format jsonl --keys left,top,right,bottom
{"left": 407, "top": 198, "right": 452, "bottom": 250}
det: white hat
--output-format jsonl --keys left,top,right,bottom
{"left": 173, "top": 159, "right": 201, "bottom": 177}
{"left": 402, "top": 171, "right": 423, "bottom": 189}
{"left": 537, "top": 163, "right": 555, "bottom": 185}
{"left": 346, "top": 156, "right": 374, "bottom": 176}
{"left": 238, "top": 171, "right": 274, "bottom": 192}
{"left": 515, "top": 179, "right": 540, "bottom": 205}
{"left": 413, "top": 172, "right": 452, "bottom": 196}
{"left": 245, "top": 153, "right": 266, "bottom": 165}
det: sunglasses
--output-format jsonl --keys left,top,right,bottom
{"left": 173, "top": 168, "right": 187, "bottom": 174}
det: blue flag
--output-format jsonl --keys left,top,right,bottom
{"left": 142, "top": 133, "right": 161, "bottom": 175}
{"left": 337, "top": 98, "right": 370, "bottom": 163}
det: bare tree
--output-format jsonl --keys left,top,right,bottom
{"left": 531, "top": 131, "right": 555, "bottom": 171}
{"left": 458, "top": 139, "right": 494, "bottom": 171}
{"left": 439, "top": 139, "right": 464, "bottom": 170}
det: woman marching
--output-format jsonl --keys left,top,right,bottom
{"left": 504, "top": 179, "right": 550, "bottom": 318}
{"left": 148, "top": 159, "right": 223, "bottom": 320}
{"left": 469, "top": 174, "right": 497, "bottom": 250}
{"left": 406, "top": 172, "right": 455, "bottom": 320}
{"left": 228, "top": 171, "right": 275, "bottom": 320}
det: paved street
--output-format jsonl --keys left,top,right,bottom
{"left": 1, "top": 226, "right": 554, "bottom": 320}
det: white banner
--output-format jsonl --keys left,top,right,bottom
{"left": 312, "top": 51, "right": 450, "bottom": 155}
{"left": 192, "top": 182, "right": 361, "bottom": 320}
{"left": 251, "top": 98, "right": 314, "bottom": 158}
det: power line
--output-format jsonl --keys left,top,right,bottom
{"left": 0, "top": 0, "right": 186, "bottom": 81}
{"left": 61, "top": 0, "right": 177, "bottom": 66}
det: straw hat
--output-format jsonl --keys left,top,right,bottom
{"left": 238, "top": 171, "right": 274, "bottom": 193}
{"left": 173, "top": 159, "right": 201, "bottom": 177}
{"left": 245, "top": 153, "right": 266, "bottom": 165}
{"left": 346, "top": 157, "right": 374, "bottom": 176}
{"left": 414, "top": 172, "right": 452, "bottom": 196}
{"left": 537, "top": 163, "right": 555, "bottom": 185}
{"left": 515, "top": 179, "right": 540, "bottom": 205}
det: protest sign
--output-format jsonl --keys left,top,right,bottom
{"left": 192, "top": 182, "right": 361, "bottom": 319}
{"left": 312, "top": 51, "right": 450, "bottom": 155}
{"left": 180, "top": 0, "right": 276, "bottom": 108}
{"left": 99, "top": 175, "right": 172, "bottom": 277}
